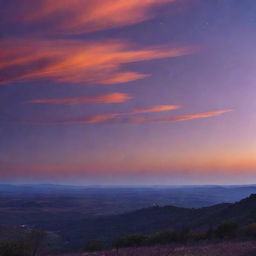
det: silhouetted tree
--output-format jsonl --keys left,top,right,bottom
{"left": 146, "top": 230, "right": 178, "bottom": 245}
{"left": 243, "top": 223, "right": 256, "bottom": 238}
{"left": 114, "top": 234, "right": 147, "bottom": 248}
{"left": 0, "top": 241, "right": 31, "bottom": 256}
{"left": 215, "top": 221, "right": 238, "bottom": 239}
{"left": 27, "top": 230, "right": 47, "bottom": 256}
{"left": 85, "top": 240, "right": 103, "bottom": 252}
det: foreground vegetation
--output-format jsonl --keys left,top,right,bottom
{"left": 83, "top": 221, "right": 256, "bottom": 251}
{"left": 80, "top": 241, "right": 256, "bottom": 256}
{"left": 1, "top": 222, "right": 256, "bottom": 256}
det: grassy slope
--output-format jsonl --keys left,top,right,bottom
{"left": 47, "top": 240, "right": 256, "bottom": 256}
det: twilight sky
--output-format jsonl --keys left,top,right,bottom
{"left": 0, "top": 0, "right": 256, "bottom": 185}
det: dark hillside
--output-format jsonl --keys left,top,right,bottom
{"left": 61, "top": 203, "right": 231, "bottom": 248}
{"left": 61, "top": 195, "right": 256, "bottom": 248}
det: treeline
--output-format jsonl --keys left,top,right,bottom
{"left": 112, "top": 222, "right": 256, "bottom": 248}
{"left": 0, "top": 230, "right": 47, "bottom": 256}
{"left": 84, "top": 221, "right": 256, "bottom": 252}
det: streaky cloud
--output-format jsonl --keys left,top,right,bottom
{"left": 2, "top": 0, "right": 178, "bottom": 35}
{"left": 13, "top": 108, "right": 232, "bottom": 126}
{"left": 127, "top": 105, "right": 181, "bottom": 115}
{"left": 0, "top": 39, "right": 199, "bottom": 86}
{"left": 120, "top": 109, "right": 233, "bottom": 123}
{"left": 14, "top": 105, "right": 181, "bottom": 125}
{"left": 25, "top": 93, "right": 132, "bottom": 105}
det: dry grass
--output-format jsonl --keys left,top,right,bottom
{"left": 47, "top": 241, "right": 256, "bottom": 256}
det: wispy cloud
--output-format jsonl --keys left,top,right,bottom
{"left": 16, "top": 104, "right": 181, "bottom": 125}
{"left": 0, "top": 39, "right": 199, "bottom": 85}
{"left": 160, "top": 110, "right": 233, "bottom": 122}
{"left": 127, "top": 105, "right": 180, "bottom": 115}
{"left": 119, "top": 109, "right": 233, "bottom": 123}
{"left": 100, "top": 72, "right": 150, "bottom": 85}
{"left": 3, "top": 0, "right": 178, "bottom": 35}
{"left": 15, "top": 108, "right": 232, "bottom": 126}
{"left": 25, "top": 93, "right": 132, "bottom": 105}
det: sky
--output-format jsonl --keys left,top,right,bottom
{"left": 0, "top": 0, "right": 256, "bottom": 185}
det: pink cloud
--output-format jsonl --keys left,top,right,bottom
{"left": 0, "top": 39, "right": 199, "bottom": 85}
{"left": 25, "top": 93, "right": 132, "bottom": 105}
{"left": 121, "top": 109, "right": 233, "bottom": 123}
{"left": 15, "top": 108, "right": 232, "bottom": 126}
{"left": 5, "top": 0, "right": 178, "bottom": 35}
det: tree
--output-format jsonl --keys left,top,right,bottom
{"left": 0, "top": 241, "right": 31, "bottom": 256}
{"left": 146, "top": 230, "right": 178, "bottom": 245}
{"left": 215, "top": 221, "right": 238, "bottom": 239}
{"left": 85, "top": 240, "right": 102, "bottom": 252}
{"left": 27, "top": 230, "right": 47, "bottom": 256}
{"left": 114, "top": 234, "right": 147, "bottom": 248}
{"left": 243, "top": 223, "right": 256, "bottom": 238}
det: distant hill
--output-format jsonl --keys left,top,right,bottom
{"left": 60, "top": 194, "right": 256, "bottom": 248}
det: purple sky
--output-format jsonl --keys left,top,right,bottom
{"left": 1, "top": 0, "right": 256, "bottom": 185}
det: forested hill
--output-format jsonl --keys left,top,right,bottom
{"left": 60, "top": 194, "right": 256, "bottom": 248}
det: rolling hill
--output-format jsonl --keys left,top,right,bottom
{"left": 58, "top": 194, "right": 256, "bottom": 248}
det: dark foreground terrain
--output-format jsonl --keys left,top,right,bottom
{"left": 46, "top": 241, "right": 256, "bottom": 256}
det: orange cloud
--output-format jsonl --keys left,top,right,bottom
{"left": 16, "top": 104, "right": 180, "bottom": 125}
{"left": 76, "top": 104, "right": 182, "bottom": 123}
{"left": 127, "top": 105, "right": 181, "bottom": 115}
{"left": 101, "top": 72, "right": 150, "bottom": 84}
{"left": 25, "top": 93, "right": 132, "bottom": 105}
{"left": 15, "top": 108, "right": 232, "bottom": 126}
{"left": 9, "top": 0, "right": 178, "bottom": 35}
{"left": 0, "top": 39, "right": 199, "bottom": 85}
{"left": 159, "top": 109, "right": 233, "bottom": 122}
{"left": 122, "top": 109, "right": 233, "bottom": 123}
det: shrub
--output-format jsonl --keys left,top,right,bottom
{"left": 146, "top": 230, "right": 179, "bottom": 245}
{"left": 243, "top": 223, "right": 256, "bottom": 238}
{"left": 191, "top": 231, "right": 208, "bottom": 241}
{"left": 27, "top": 230, "right": 47, "bottom": 256}
{"left": 0, "top": 241, "right": 31, "bottom": 256}
{"left": 114, "top": 229, "right": 191, "bottom": 248}
{"left": 114, "top": 234, "right": 147, "bottom": 248}
{"left": 85, "top": 240, "right": 103, "bottom": 252}
{"left": 215, "top": 221, "right": 238, "bottom": 239}
{"left": 206, "top": 227, "right": 214, "bottom": 240}
{"left": 177, "top": 228, "right": 190, "bottom": 243}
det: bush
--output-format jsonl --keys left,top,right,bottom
{"left": 177, "top": 228, "right": 190, "bottom": 243}
{"left": 114, "top": 234, "right": 147, "bottom": 248}
{"left": 243, "top": 223, "right": 256, "bottom": 238}
{"left": 27, "top": 230, "right": 47, "bottom": 256}
{"left": 215, "top": 221, "right": 238, "bottom": 239}
{"left": 0, "top": 241, "right": 31, "bottom": 256}
{"left": 114, "top": 229, "right": 191, "bottom": 248}
{"left": 146, "top": 230, "right": 179, "bottom": 245}
{"left": 206, "top": 228, "right": 214, "bottom": 240}
{"left": 191, "top": 231, "right": 208, "bottom": 241}
{"left": 85, "top": 240, "right": 102, "bottom": 252}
